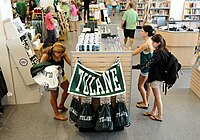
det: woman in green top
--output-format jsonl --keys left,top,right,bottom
{"left": 123, "top": 25, "right": 155, "bottom": 109}
{"left": 16, "top": 0, "right": 27, "bottom": 23}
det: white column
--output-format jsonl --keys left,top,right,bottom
{"left": 0, "top": 0, "right": 15, "bottom": 104}
{"left": 170, "top": 0, "right": 185, "bottom": 20}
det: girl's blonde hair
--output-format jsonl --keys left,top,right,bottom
{"left": 52, "top": 42, "right": 66, "bottom": 53}
{"left": 46, "top": 6, "right": 53, "bottom": 13}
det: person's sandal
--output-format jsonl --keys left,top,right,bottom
{"left": 54, "top": 114, "right": 68, "bottom": 121}
{"left": 150, "top": 115, "right": 162, "bottom": 122}
{"left": 143, "top": 112, "right": 154, "bottom": 116}
{"left": 136, "top": 103, "right": 148, "bottom": 109}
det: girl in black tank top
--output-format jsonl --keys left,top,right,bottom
{"left": 40, "top": 42, "right": 71, "bottom": 121}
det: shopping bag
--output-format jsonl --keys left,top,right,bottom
{"left": 114, "top": 101, "right": 130, "bottom": 127}
{"left": 95, "top": 104, "right": 113, "bottom": 131}
{"left": 122, "top": 21, "right": 126, "bottom": 29}
{"left": 77, "top": 103, "right": 95, "bottom": 128}
{"left": 78, "top": 14, "right": 82, "bottom": 21}
{"left": 69, "top": 97, "right": 80, "bottom": 123}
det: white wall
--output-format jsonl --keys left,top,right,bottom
{"left": 170, "top": 0, "right": 185, "bottom": 20}
{"left": 0, "top": 0, "right": 13, "bottom": 20}
{"left": 0, "top": 0, "right": 15, "bottom": 105}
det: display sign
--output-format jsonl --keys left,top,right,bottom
{"left": 68, "top": 59, "right": 126, "bottom": 97}
{"left": 12, "top": 17, "right": 27, "bottom": 38}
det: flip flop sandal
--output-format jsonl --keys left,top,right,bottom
{"left": 54, "top": 115, "right": 68, "bottom": 121}
{"left": 143, "top": 112, "right": 153, "bottom": 116}
{"left": 137, "top": 101, "right": 143, "bottom": 104}
{"left": 150, "top": 115, "right": 162, "bottom": 122}
{"left": 136, "top": 104, "right": 148, "bottom": 109}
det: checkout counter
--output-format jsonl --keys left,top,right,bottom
{"left": 156, "top": 21, "right": 199, "bottom": 67}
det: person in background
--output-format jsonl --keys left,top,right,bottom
{"left": 125, "top": 25, "right": 154, "bottom": 109}
{"left": 28, "top": 0, "right": 39, "bottom": 19}
{"left": 84, "top": 0, "right": 90, "bottom": 21}
{"left": 16, "top": 0, "right": 28, "bottom": 23}
{"left": 53, "top": 0, "right": 58, "bottom": 12}
{"left": 121, "top": 2, "right": 138, "bottom": 50}
{"left": 133, "top": 34, "right": 169, "bottom": 122}
{"left": 111, "top": 0, "right": 118, "bottom": 16}
{"left": 40, "top": 42, "right": 71, "bottom": 121}
{"left": 70, "top": 1, "right": 78, "bottom": 32}
{"left": 43, "top": 6, "right": 55, "bottom": 48}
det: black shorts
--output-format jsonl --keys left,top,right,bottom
{"left": 124, "top": 29, "right": 136, "bottom": 39}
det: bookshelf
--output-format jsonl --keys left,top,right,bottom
{"left": 183, "top": 0, "right": 200, "bottom": 20}
{"left": 136, "top": 0, "right": 148, "bottom": 27}
{"left": 147, "top": 0, "right": 171, "bottom": 25}
{"left": 120, "top": 0, "right": 128, "bottom": 11}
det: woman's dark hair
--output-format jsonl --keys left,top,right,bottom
{"left": 142, "top": 25, "right": 155, "bottom": 37}
{"left": 151, "top": 34, "right": 166, "bottom": 51}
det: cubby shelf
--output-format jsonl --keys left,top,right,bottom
{"left": 183, "top": 0, "right": 200, "bottom": 20}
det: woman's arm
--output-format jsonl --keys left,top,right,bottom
{"left": 50, "top": 16, "right": 55, "bottom": 24}
{"left": 40, "top": 54, "right": 49, "bottom": 62}
{"left": 132, "top": 42, "right": 148, "bottom": 56}
{"left": 63, "top": 52, "right": 71, "bottom": 66}
{"left": 135, "top": 53, "right": 161, "bottom": 69}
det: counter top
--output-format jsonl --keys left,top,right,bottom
{"left": 157, "top": 29, "right": 199, "bottom": 33}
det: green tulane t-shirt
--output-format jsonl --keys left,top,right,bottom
{"left": 122, "top": 9, "right": 138, "bottom": 30}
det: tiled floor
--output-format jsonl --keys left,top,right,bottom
{"left": 1, "top": 14, "right": 200, "bottom": 140}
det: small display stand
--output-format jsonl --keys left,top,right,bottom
{"left": 69, "top": 24, "right": 132, "bottom": 132}
{"left": 3, "top": 18, "right": 41, "bottom": 104}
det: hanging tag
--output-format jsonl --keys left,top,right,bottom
{"left": 100, "top": 97, "right": 111, "bottom": 105}
{"left": 116, "top": 94, "right": 126, "bottom": 103}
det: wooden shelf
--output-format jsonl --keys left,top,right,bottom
{"left": 190, "top": 68, "right": 200, "bottom": 98}
{"left": 183, "top": 0, "right": 200, "bottom": 20}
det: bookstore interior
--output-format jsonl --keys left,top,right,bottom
{"left": 0, "top": 0, "right": 200, "bottom": 132}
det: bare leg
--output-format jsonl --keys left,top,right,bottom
{"left": 59, "top": 80, "right": 69, "bottom": 109}
{"left": 75, "top": 21, "right": 78, "bottom": 31}
{"left": 50, "top": 89, "right": 68, "bottom": 121}
{"left": 152, "top": 87, "right": 163, "bottom": 119}
{"left": 129, "top": 38, "right": 133, "bottom": 49}
{"left": 69, "top": 21, "right": 73, "bottom": 31}
{"left": 146, "top": 82, "right": 152, "bottom": 103}
{"left": 137, "top": 74, "right": 148, "bottom": 106}
{"left": 124, "top": 37, "right": 128, "bottom": 46}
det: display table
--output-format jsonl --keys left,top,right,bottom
{"left": 156, "top": 29, "right": 199, "bottom": 67}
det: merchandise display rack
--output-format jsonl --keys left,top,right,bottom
{"left": 136, "top": 0, "right": 146, "bottom": 27}
{"left": 144, "top": 0, "right": 171, "bottom": 25}
{"left": 183, "top": 0, "right": 200, "bottom": 20}
{"left": 57, "top": 10, "right": 68, "bottom": 35}
{"left": 69, "top": 24, "right": 133, "bottom": 132}
{"left": 190, "top": 31, "right": 200, "bottom": 98}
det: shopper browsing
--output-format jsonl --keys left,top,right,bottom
{"left": 111, "top": 0, "right": 118, "bottom": 16}
{"left": 83, "top": 0, "right": 90, "bottom": 21}
{"left": 16, "top": 0, "right": 28, "bottom": 23}
{"left": 133, "top": 34, "right": 169, "bottom": 122}
{"left": 123, "top": 25, "right": 154, "bottom": 109}
{"left": 121, "top": 3, "right": 138, "bottom": 50}
{"left": 40, "top": 42, "right": 71, "bottom": 121}
{"left": 43, "top": 6, "right": 56, "bottom": 48}
{"left": 70, "top": 1, "right": 79, "bottom": 32}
